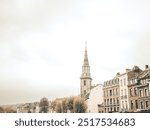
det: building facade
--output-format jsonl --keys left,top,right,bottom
{"left": 128, "top": 65, "right": 150, "bottom": 112}
{"left": 86, "top": 84, "right": 103, "bottom": 113}
{"left": 103, "top": 75, "right": 120, "bottom": 113}
{"left": 136, "top": 66, "right": 150, "bottom": 111}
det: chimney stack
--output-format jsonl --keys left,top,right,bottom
{"left": 145, "top": 65, "right": 149, "bottom": 69}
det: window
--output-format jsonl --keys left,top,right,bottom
{"left": 117, "top": 98, "right": 119, "bottom": 104}
{"left": 116, "top": 89, "right": 118, "bottom": 95}
{"left": 117, "top": 107, "right": 119, "bottom": 111}
{"left": 124, "top": 89, "right": 126, "bottom": 95}
{"left": 146, "top": 101, "right": 149, "bottom": 108}
{"left": 104, "top": 99, "right": 106, "bottom": 105}
{"left": 140, "top": 102, "right": 143, "bottom": 109}
{"left": 130, "top": 88, "right": 132, "bottom": 96}
{"left": 139, "top": 90, "right": 143, "bottom": 97}
{"left": 107, "top": 99, "right": 109, "bottom": 105}
{"left": 134, "top": 88, "right": 138, "bottom": 96}
{"left": 110, "top": 90, "right": 112, "bottom": 96}
{"left": 110, "top": 98, "right": 112, "bottom": 104}
{"left": 131, "top": 101, "right": 134, "bottom": 110}
{"left": 84, "top": 80, "right": 86, "bottom": 86}
{"left": 124, "top": 78, "right": 126, "bottom": 86}
{"left": 145, "top": 89, "right": 148, "bottom": 96}
{"left": 135, "top": 100, "right": 138, "bottom": 109}
{"left": 113, "top": 98, "right": 115, "bottom": 104}
{"left": 114, "top": 107, "right": 116, "bottom": 112}
{"left": 122, "top": 101, "right": 124, "bottom": 109}
{"left": 84, "top": 90, "right": 86, "bottom": 95}
{"left": 104, "top": 91, "right": 105, "bottom": 97}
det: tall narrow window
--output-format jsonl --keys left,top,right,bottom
{"left": 140, "top": 102, "right": 143, "bottom": 109}
{"left": 131, "top": 101, "right": 134, "bottom": 110}
{"left": 116, "top": 89, "right": 118, "bottom": 95}
{"left": 110, "top": 90, "right": 112, "bottom": 96}
{"left": 139, "top": 90, "right": 143, "bottom": 97}
{"left": 145, "top": 89, "right": 148, "bottom": 96}
{"left": 146, "top": 101, "right": 149, "bottom": 108}
{"left": 124, "top": 78, "right": 126, "bottom": 86}
{"left": 135, "top": 100, "right": 138, "bottom": 109}
{"left": 122, "top": 101, "right": 124, "bottom": 109}
{"left": 110, "top": 98, "right": 112, "bottom": 104}
{"left": 117, "top": 98, "right": 119, "bottom": 104}
{"left": 130, "top": 88, "right": 132, "bottom": 96}
{"left": 113, "top": 98, "right": 115, "bottom": 104}
{"left": 125, "top": 101, "right": 128, "bottom": 109}
{"left": 134, "top": 88, "right": 138, "bottom": 96}
{"left": 84, "top": 90, "right": 86, "bottom": 95}
{"left": 84, "top": 80, "right": 86, "bottom": 86}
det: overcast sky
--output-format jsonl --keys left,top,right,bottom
{"left": 0, "top": 0, "right": 150, "bottom": 105}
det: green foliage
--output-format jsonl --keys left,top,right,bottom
{"left": 73, "top": 97, "right": 87, "bottom": 113}
{"left": 39, "top": 97, "right": 49, "bottom": 113}
{"left": 53, "top": 96, "right": 87, "bottom": 113}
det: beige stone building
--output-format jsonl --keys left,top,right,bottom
{"left": 103, "top": 75, "right": 120, "bottom": 113}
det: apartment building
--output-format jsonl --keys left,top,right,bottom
{"left": 103, "top": 75, "right": 120, "bottom": 113}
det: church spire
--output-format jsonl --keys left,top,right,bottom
{"left": 83, "top": 41, "right": 89, "bottom": 66}
{"left": 80, "top": 41, "right": 92, "bottom": 98}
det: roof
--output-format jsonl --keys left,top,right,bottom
{"left": 138, "top": 68, "right": 150, "bottom": 79}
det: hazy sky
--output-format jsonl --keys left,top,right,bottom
{"left": 0, "top": 0, "right": 150, "bottom": 105}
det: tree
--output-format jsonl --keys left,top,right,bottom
{"left": 39, "top": 97, "right": 49, "bottom": 113}
{"left": 50, "top": 100, "right": 56, "bottom": 113}
{"left": 73, "top": 97, "right": 87, "bottom": 113}
{"left": 62, "top": 98, "right": 67, "bottom": 113}
{"left": 67, "top": 97, "right": 74, "bottom": 113}
{"left": 0, "top": 107, "right": 4, "bottom": 113}
{"left": 4, "top": 107, "right": 16, "bottom": 113}
{"left": 56, "top": 102, "right": 62, "bottom": 113}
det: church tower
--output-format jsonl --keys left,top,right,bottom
{"left": 80, "top": 42, "right": 92, "bottom": 98}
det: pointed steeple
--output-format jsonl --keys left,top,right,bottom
{"left": 80, "top": 41, "right": 92, "bottom": 98}
{"left": 83, "top": 41, "right": 89, "bottom": 66}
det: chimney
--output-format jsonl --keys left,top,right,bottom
{"left": 145, "top": 65, "right": 149, "bottom": 69}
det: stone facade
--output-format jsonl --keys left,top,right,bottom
{"left": 103, "top": 76, "right": 120, "bottom": 113}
